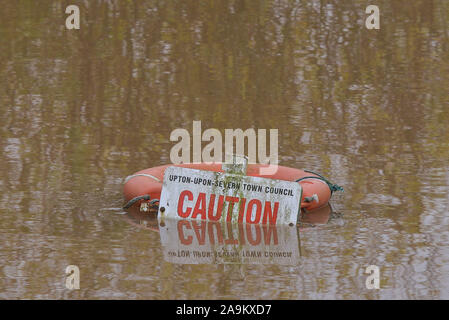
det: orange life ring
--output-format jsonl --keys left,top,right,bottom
{"left": 123, "top": 163, "right": 342, "bottom": 212}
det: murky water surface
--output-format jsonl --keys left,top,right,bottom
{"left": 1, "top": 1, "right": 448, "bottom": 299}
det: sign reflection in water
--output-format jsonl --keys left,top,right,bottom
{"left": 125, "top": 204, "right": 333, "bottom": 266}
{"left": 159, "top": 219, "right": 300, "bottom": 265}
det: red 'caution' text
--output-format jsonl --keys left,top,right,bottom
{"left": 177, "top": 190, "right": 279, "bottom": 225}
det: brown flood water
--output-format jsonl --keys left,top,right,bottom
{"left": 1, "top": 1, "right": 449, "bottom": 299}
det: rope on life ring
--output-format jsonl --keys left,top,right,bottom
{"left": 295, "top": 170, "right": 344, "bottom": 194}
{"left": 123, "top": 195, "right": 160, "bottom": 210}
{"left": 124, "top": 173, "right": 161, "bottom": 183}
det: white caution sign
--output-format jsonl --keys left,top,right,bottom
{"left": 159, "top": 166, "right": 302, "bottom": 226}
{"left": 159, "top": 219, "right": 301, "bottom": 265}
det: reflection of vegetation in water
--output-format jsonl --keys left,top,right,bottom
{"left": 0, "top": 0, "right": 448, "bottom": 298}
{"left": 1, "top": 1, "right": 447, "bottom": 200}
